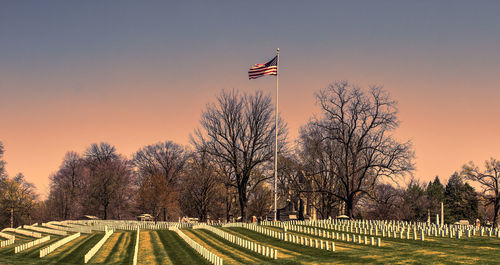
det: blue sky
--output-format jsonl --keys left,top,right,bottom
{"left": 1, "top": 1, "right": 500, "bottom": 196}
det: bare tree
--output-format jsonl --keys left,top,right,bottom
{"left": 136, "top": 173, "right": 169, "bottom": 220}
{"left": 48, "top": 152, "right": 84, "bottom": 220}
{"left": 216, "top": 162, "right": 237, "bottom": 222}
{"left": 192, "top": 89, "right": 287, "bottom": 221}
{"left": 362, "top": 183, "right": 404, "bottom": 220}
{"left": 462, "top": 158, "right": 500, "bottom": 228}
{"left": 304, "top": 81, "right": 414, "bottom": 218}
{"left": 275, "top": 154, "right": 301, "bottom": 202}
{"left": 297, "top": 124, "right": 341, "bottom": 218}
{"left": 83, "top": 143, "right": 133, "bottom": 220}
{"left": 180, "top": 150, "right": 224, "bottom": 221}
{"left": 133, "top": 141, "right": 188, "bottom": 221}
{"left": 46, "top": 147, "right": 134, "bottom": 220}
{"left": 247, "top": 182, "right": 273, "bottom": 219}
{"left": 212, "top": 159, "right": 239, "bottom": 222}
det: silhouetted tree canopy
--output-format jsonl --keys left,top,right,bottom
{"left": 462, "top": 158, "right": 500, "bottom": 228}
{"left": 444, "top": 173, "right": 478, "bottom": 223}
{"left": 192, "top": 89, "right": 287, "bottom": 221}
{"left": 300, "top": 81, "right": 414, "bottom": 218}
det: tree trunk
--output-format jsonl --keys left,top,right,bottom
{"left": 163, "top": 207, "right": 167, "bottom": 221}
{"left": 104, "top": 204, "right": 108, "bottom": 220}
{"left": 225, "top": 188, "right": 232, "bottom": 222}
{"left": 238, "top": 186, "right": 247, "bottom": 222}
{"left": 494, "top": 202, "right": 499, "bottom": 229}
{"left": 225, "top": 202, "right": 231, "bottom": 222}
{"left": 346, "top": 199, "right": 354, "bottom": 219}
{"left": 10, "top": 208, "right": 13, "bottom": 228}
{"left": 200, "top": 203, "right": 208, "bottom": 222}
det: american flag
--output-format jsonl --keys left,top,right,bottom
{"left": 248, "top": 56, "right": 278, "bottom": 79}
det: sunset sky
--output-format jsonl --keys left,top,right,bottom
{"left": 1, "top": 1, "right": 500, "bottom": 198}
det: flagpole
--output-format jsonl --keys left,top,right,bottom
{"left": 274, "top": 48, "right": 279, "bottom": 222}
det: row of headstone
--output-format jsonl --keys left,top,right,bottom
{"left": 332, "top": 221, "right": 492, "bottom": 238}
{"left": 23, "top": 225, "right": 68, "bottom": 236}
{"left": 42, "top": 222, "right": 91, "bottom": 234}
{"left": 67, "top": 220, "right": 193, "bottom": 231}
{"left": 65, "top": 220, "right": 131, "bottom": 232}
{"left": 0, "top": 237, "right": 15, "bottom": 248}
{"left": 65, "top": 223, "right": 94, "bottom": 231}
{"left": 14, "top": 236, "right": 51, "bottom": 253}
{"left": 257, "top": 222, "right": 383, "bottom": 247}
{"left": 286, "top": 231, "right": 336, "bottom": 251}
{"left": 1, "top": 228, "right": 42, "bottom": 238}
{"left": 225, "top": 222, "right": 340, "bottom": 250}
{"left": 262, "top": 220, "right": 391, "bottom": 243}
{"left": 169, "top": 227, "right": 223, "bottom": 265}
{"left": 132, "top": 226, "right": 140, "bottom": 265}
{"left": 269, "top": 218, "right": 500, "bottom": 241}
{"left": 268, "top": 219, "right": 432, "bottom": 241}
{"left": 194, "top": 224, "right": 278, "bottom": 259}
{"left": 0, "top": 231, "right": 15, "bottom": 240}
{"left": 39, "top": 232, "right": 81, "bottom": 258}
{"left": 81, "top": 220, "right": 194, "bottom": 228}
{"left": 269, "top": 218, "right": 418, "bottom": 233}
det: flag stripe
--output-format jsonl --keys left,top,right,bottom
{"left": 248, "top": 56, "right": 278, "bottom": 79}
{"left": 249, "top": 69, "right": 277, "bottom": 75}
{"left": 249, "top": 67, "right": 277, "bottom": 75}
{"left": 248, "top": 68, "right": 277, "bottom": 78}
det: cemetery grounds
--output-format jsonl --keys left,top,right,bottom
{"left": 0, "top": 219, "right": 499, "bottom": 264}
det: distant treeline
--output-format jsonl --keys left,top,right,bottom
{"left": 1, "top": 82, "right": 498, "bottom": 229}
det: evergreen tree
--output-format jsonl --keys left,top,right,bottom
{"left": 444, "top": 173, "right": 478, "bottom": 223}
{"left": 403, "top": 180, "right": 428, "bottom": 221}
{"left": 426, "top": 176, "right": 445, "bottom": 215}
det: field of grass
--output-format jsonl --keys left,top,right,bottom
{"left": 0, "top": 228, "right": 211, "bottom": 265}
{"left": 223, "top": 226, "right": 500, "bottom": 264}
{"left": 1, "top": 224, "right": 499, "bottom": 264}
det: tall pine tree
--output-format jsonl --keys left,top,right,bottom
{"left": 444, "top": 173, "right": 478, "bottom": 224}
{"left": 426, "top": 176, "right": 445, "bottom": 215}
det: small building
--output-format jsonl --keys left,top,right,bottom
{"left": 454, "top": 220, "right": 470, "bottom": 226}
{"left": 180, "top": 216, "right": 199, "bottom": 223}
{"left": 274, "top": 171, "right": 320, "bottom": 221}
{"left": 79, "top": 215, "right": 100, "bottom": 220}
{"left": 137, "top": 214, "right": 154, "bottom": 221}
{"left": 336, "top": 215, "right": 350, "bottom": 220}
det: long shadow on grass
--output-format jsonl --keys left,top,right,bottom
{"left": 0, "top": 234, "right": 91, "bottom": 265}
{"left": 377, "top": 236, "right": 500, "bottom": 265}
{"left": 188, "top": 228, "right": 278, "bottom": 265}
{"left": 49, "top": 233, "right": 104, "bottom": 264}
{"left": 102, "top": 232, "right": 126, "bottom": 264}
{"left": 14, "top": 235, "right": 64, "bottom": 259}
{"left": 264, "top": 224, "right": 500, "bottom": 264}
{"left": 149, "top": 231, "right": 170, "bottom": 264}
{"left": 156, "top": 230, "right": 210, "bottom": 265}
{"left": 0, "top": 233, "right": 53, "bottom": 256}
{"left": 100, "top": 231, "right": 134, "bottom": 264}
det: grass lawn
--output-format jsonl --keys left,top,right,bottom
{"left": 89, "top": 231, "right": 135, "bottom": 264}
{"left": 0, "top": 232, "right": 102, "bottom": 265}
{"left": 0, "top": 226, "right": 499, "bottom": 264}
{"left": 155, "top": 230, "right": 210, "bottom": 265}
{"left": 224, "top": 226, "right": 500, "bottom": 264}
{"left": 184, "top": 228, "right": 277, "bottom": 265}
